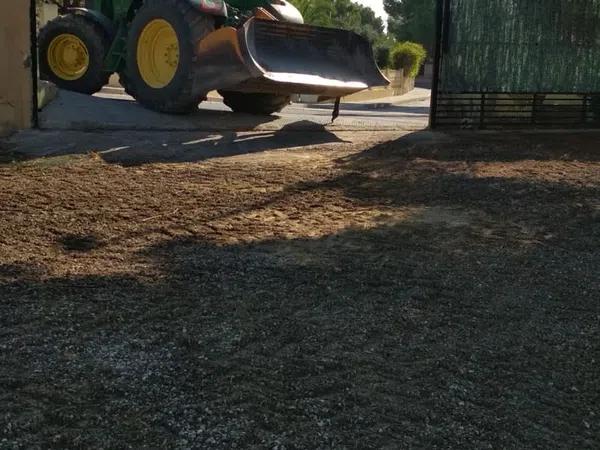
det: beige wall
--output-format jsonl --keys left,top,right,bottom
{"left": 0, "top": 2, "right": 33, "bottom": 136}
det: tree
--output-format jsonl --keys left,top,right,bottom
{"left": 290, "top": 0, "right": 334, "bottom": 27}
{"left": 290, "top": 0, "right": 385, "bottom": 45}
{"left": 384, "top": 0, "right": 436, "bottom": 52}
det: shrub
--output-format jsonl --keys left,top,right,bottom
{"left": 389, "top": 42, "right": 427, "bottom": 78}
{"left": 373, "top": 37, "right": 397, "bottom": 70}
{"left": 375, "top": 45, "right": 391, "bottom": 69}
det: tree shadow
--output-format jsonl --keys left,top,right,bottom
{"left": 0, "top": 262, "right": 45, "bottom": 281}
{"left": 1, "top": 127, "right": 599, "bottom": 448}
{"left": 253, "top": 129, "right": 599, "bottom": 251}
{"left": 342, "top": 130, "right": 600, "bottom": 163}
{"left": 1, "top": 210, "right": 598, "bottom": 448}
{"left": 329, "top": 131, "right": 600, "bottom": 243}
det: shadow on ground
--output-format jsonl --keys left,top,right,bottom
{"left": 1, "top": 218, "right": 598, "bottom": 448}
{"left": 343, "top": 130, "right": 600, "bottom": 162}
{"left": 1, "top": 131, "right": 599, "bottom": 448}
{"left": 2, "top": 121, "right": 348, "bottom": 166}
{"left": 38, "top": 90, "right": 430, "bottom": 132}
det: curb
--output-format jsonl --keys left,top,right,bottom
{"left": 303, "top": 95, "right": 431, "bottom": 110}
{"left": 389, "top": 95, "right": 431, "bottom": 106}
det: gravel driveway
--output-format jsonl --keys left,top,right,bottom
{"left": 1, "top": 130, "right": 599, "bottom": 448}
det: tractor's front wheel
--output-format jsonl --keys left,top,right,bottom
{"left": 38, "top": 14, "right": 110, "bottom": 95}
{"left": 219, "top": 91, "right": 291, "bottom": 115}
{"left": 119, "top": 0, "right": 215, "bottom": 114}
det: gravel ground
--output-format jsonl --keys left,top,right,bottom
{"left": 0, "top": 130, "right": 599, "bottom": 449}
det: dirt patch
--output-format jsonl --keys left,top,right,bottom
{"left": 0, "top": 130, "right": 599, "bottom": 448}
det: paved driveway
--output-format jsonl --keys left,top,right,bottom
{"left": 39, "top": 89, "right": 430, "bottom": 132}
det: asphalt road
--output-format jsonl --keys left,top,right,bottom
{"left": 200, "top": 98, "right": 431, "bottom": 128}
{"left": 38, "top": 88, "right": 430, "bottom": 132}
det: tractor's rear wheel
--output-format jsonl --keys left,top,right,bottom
{"left": 38, "top": 14, "right": 110, "bottom": 95}
{"left": 119, "top": 0, "right": 215, "bottom": 114}
{"left": 219, "top": 91, "right": 291, "bottom": 115}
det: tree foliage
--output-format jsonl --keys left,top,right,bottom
{"left": 384, "top": 0, "right": 436, "bottom": 52}
{"left": 289, "top": 0, "right": 393, "bottom": 67}
{"left": 289, "top": 0, "right": 385, "bottom": 44}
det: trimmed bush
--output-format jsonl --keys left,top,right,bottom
{"left": 389, "top": 42, "right": 427, "bottom": 78}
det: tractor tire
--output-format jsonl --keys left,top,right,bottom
{"left": 38, "top": 14, "right": 110, "bottom": 95}
{"left": 119, "top": 0, "right": 215, "bottom": 114}
{"left": 219, "top": 91, "right": 291, "bottom": 115}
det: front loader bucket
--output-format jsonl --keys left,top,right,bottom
{"left": 194, "top": 18, "right": 389, "bottom": 98}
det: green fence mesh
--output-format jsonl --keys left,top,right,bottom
{"left": 441, "top": 0, "right": 600, "bottom": 93}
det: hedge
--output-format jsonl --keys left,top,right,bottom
{"left": 389, "top": 42, "right": 427, "bottom": 77}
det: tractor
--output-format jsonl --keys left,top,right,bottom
{"left": 38, "top": 0, "right": 388, "bottom": 116}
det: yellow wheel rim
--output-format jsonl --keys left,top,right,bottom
{"left": 47, "top": 34, "right": 90, "bottom": 81}
{"left": 137, "top": 19, "right": 179, "bottom": 88}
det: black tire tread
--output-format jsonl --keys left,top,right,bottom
{"left": 38, "top": 14, "right": 110, "bottom": 95}
{"left": 119, "top": 0, "right": 215, "bottom": 114}
{"left": 219, "top": 91, "right": 291, "bottom": 115}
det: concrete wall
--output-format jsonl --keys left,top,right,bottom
{"left": 0, "top": 2, "right": 33, "bottom": 136}
{"left": 294, "top": 70, "right": 417, "bottom": 104}
{"left": 336, "top": 69, "right": 415, "bottom": 103}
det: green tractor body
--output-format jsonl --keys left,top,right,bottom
{"left": 39, "top": 0, "right": 388, "bottom": 115}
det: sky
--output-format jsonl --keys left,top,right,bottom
{"left": 353, "top": 0, "right": 389, "bottom": 23}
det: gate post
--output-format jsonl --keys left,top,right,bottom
{"left": 430, "top": 0, "right": 450, "bottom": 129}
{"left": 0, "top": 0, "right": 36, "bottom": 136}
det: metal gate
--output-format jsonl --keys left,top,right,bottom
{"left": 430, "top": 0, "right": 600, "bottom": 129}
